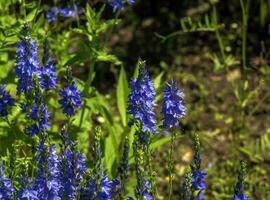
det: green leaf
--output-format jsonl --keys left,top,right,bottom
{"left": 117, "top": 66, "right": 129, "bottom": 127}
{"left": 150, "top": 135, "right": 183, "bottom": 150}
{"left": 154, "top": 71, "right": 164, "bottom": 90}
{"left": 96, "top": 51, "right": 122, "bottom": 65}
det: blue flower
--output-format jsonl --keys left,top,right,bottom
{"left": 75, "top": 152, "right": 87, "bottom": 186}
{"left": 15, "top": 37, "right": 40, "bottom": 95}
{"left": 189, "top": 134, "right": 206, "bottom": 200}
{"left": 35, "top": 141, "right": 61, "bottom": 199}
{"left": 97, "top": 176, "right": 120, "bottom": 199}
{"left": 58, "top": 7, "right": 77, "bottom": 18}
{"left": 191, "top": 166, "right": 206, "bottom": 200}
{"left": 0, "top": 163, "right": 13, "bottom": 199}
{"left": 47, "top": 145, "right": 61, "bottom": 198}
{"left": 17, "top": 177, "right": 38, "bottom": 200}
{"left": 34, "top": 140, "right": 47, "bottom": 199}
{"left": 46, "top": 5, "right": 81, "bottom": 23}
{"left": 20, "top": 188, "right": 39, "bottom": 200}
{"left": 127, "top": 0, "right": 135, "bottom": 4}
{"left": 46, "top": 7, "right": 59, "bottom": 23}
{"left": 231, "top": 195, "right": 248, "bottom": 200}
{"left": 84, "top": 176, "right": 119, "bottom": 199}
{"left": 108, "top": 0, "right": 124, "bottom": 12}
{"left": 161, "top": 80, "right": 185, "bottom": 128}
{"left": 135, "top": 180, "right": 153, "bottom": 200}
{"left": 108, "top": 0, "right": 136, "bottom": 12}
{"left": 39, "top": 62, "right": 57, "bottom": 90}
{"left": 27, "top": 104, "right": 50, "bottom": 136}
{"left": 59, "top": 83, "right": 82, "bottom": 116}
{"left": 0, "top": 85, "right": 15, "bottom": 117}
{"left": 59, "top": 135, "right": 86, "bottom": 199}
{"left": 128, "top": 67, "right": 157, "bottom": 135}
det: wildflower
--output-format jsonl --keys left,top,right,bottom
{"left": 190, "top": 133, "right": 206, "bottom": 200}
{"left": 108, "top": 0, "right": 136, "bottom": 12}
{"left": 17, "top": 177, "right": 38, "bottom": 200}
{"left": 35, "top": 140, "right": 61, "bottom": 199}
{"left": 27, "top": 103, "right": 50, "bottom": 136}
{"left": 135, "top": 180, "right": 153, "bottom": 200}
{"left": 39, "top": 61, "right": 57, "bottom": 90}
{"left": 181, "top": 166, "right": 192, "bottom": 200}
{"left": 59, "top": 132, "right": 86, "bottom": 198}
{"left": 47, "top": 145, "right": 61, "bottom": 198}
{"left": 108, "top": 0, "right": 124, "bottom": 12}
{"left": 46, "top": 7, "right": 58, "bottom": 23}
{"left": 46, "top": 4, "right": 81, "bottom": 23}
{"left": 0, "top": 163, "right": 13, "bottom": 199}
{"left": 0, "top": 85, "right": 15, "bottom": 117}
{"left": 161, "top": 80, "right": 185, "bottom": 128}
{"left": 59, "top": 83, "right": 82, "bottom": 116}
{"left": 231, "top": 161, "right": 249, "bottom": 200}
{"left": 128, "top": 67, "right": 157, "bottom": 137}
{"left": 15, "top": 24, "right": 40, "bottom": 94}
{"left": 83, "top": 127, "right": 119, "bottom": 199}
{"left": 127, "top": 0, "right": 135, "bottom": 4}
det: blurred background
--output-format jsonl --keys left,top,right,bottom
{"left": 0, "top": 0, "right": 270, "bottom": 199}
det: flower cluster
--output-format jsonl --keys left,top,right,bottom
{"left": 59, "top": 83, "right": 82, "bottom": 117}
{"left": 128, "top": 67, "right": 157, "bottom": 137}
{"left": 27, "top": 103, "right": 50, "bottom": 136}
{"left": 0, "top": 163, "right": 13, "bottom": 199}
{"left": 190, "top": 133, "right": 206, "bottom": 200}
{"left": 59, "top": 132, "right": 86, "bottom": 199}
{"left": 161, "top": 80, "right": 185, "bottom": 128}
{"left": 34, "top": 139, "right": 62, "bottom": 199}
{"left": 39, "top": 61, "right": 57, "bottom": 90}
{"left": 84, "top": 176, "right": 119, "bottom": 199}
{"left": 15, "top": 35, "right": 39, "bottom": 95}
{"left": 17, "top": 177, "right": 38, "bottom": 199}
{"left": 46, "top": 4, "right": 81, "bottom": 23}
{"left": 0, "top": 85, "right": 14, "bottom": 117}
{"left": 134, "top": 180, "right": 153, "bottom": 200}
{"left": 83, "top": 127, "right": 120, "bottom": 199}
{"left": 108, "top": 0, "right": 136, "bottom": 12}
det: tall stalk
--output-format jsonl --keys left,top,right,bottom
{"left": 240, "top": 0, "right": 250, "bottom": 76}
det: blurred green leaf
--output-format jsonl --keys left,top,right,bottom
{"left": 117, "top": 66, "right": 129, "bottom": 127}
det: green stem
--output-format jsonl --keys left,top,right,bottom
{"left": 213, "top": 5, "right": 226, "bottom": 64}
{"left": 168, "top": 130, "right": 176, "bottom": 200}
{"left": 240, "top": 0, "right": 250, "bottom": 76}
{"left": 79, "top": 60, "right": 96, "bottom": 128}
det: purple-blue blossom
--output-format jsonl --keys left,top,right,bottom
{"left": 161, "top": 80, "right": 185, "bottom": 128}
{"left": 0, "top": 85, "right": 15, "bottom": 117}
{"left": 35, "top": 140, "right": 61, "bottom": 199}
{"left": 17, "top": 177, "right": 38, "bottom": 200}
{"left": 27, "top": 104, "right": 50, "bottom": 136}
{"left": 15, "top": 25, "right": 40, "bottom": 95}
{"left": 135, "top": 180, "right": 153, "bottom": 200}
{"left": 59, "top": 83, "right": 82, "bottom": 116}
{"left": 128, "top": 67, "right": 157, "bottom": 135}
{"left": 47, "top": 145, "right": 61, "bottom": 198}
{"left": 59, "top": 133, "right": 86, "bottom": 199}
{"left": 46, "top": 5, "right": 81, "bottom": 23}
{"left": 108, "top": 0, "right": 124, "bottom": 12}
{"left": 0, "top": 163, "right": 13, "bottom": 199}
{"left": 84, "top": 176, "right": 119, "bottom": 199}
{"left": 39, "top": 62, "right": 57, "bottom": 90}
{"left": 108, "top": 0, "right": 136, "bottom": 12}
